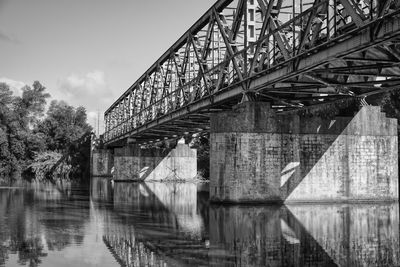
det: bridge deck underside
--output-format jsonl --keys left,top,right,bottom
{"left": 104, "top": 0, "right": 400, "bottom": 146}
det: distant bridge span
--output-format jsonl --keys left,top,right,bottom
{"left": 104, "top": 0, "right": 400, "bottom": 146}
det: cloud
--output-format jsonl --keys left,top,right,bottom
{"left": 58, "top": 70, "right": 112, "bottom": 110}
{"left": 0, "top": 30, "right": 20, "bottom": 44}
{"left": 57, "top": 70, "right": 114, "bottom": 132}
{"left": 0, "top": 77, "right": 26, "bottom": 96}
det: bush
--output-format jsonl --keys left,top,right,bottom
{"left": 28, "top": 151, "right": 71, "bottom": 181}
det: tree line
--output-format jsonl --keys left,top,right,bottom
{"left": 0, "top": 81, "right": 92, "bottom": 183}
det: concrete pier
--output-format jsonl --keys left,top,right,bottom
{"left": 91, "top": 149, "right": 114, "bottom": 177}
{"left": 113, "top": 143, "right": 197, "bottom": 181}
{"left": 210, "top": 102, "right": 398, "bottom": 203}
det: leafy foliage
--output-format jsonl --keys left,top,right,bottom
{"left": 35, "top": 100, "right": 92, "bottom": 151}
{"left": 13, "top": 81, "right": 50, "bottom": 127}
{"left": 381, "top": 91, "right": 400, "bottom": 123}
{"left": 0, "top": 82, "right": 27, "bottom": 179}
{"left": 0, "top": 81, "right": 92, "bottom": 182}
{"left": 190, "top": 135, "right": 210, "bottom": 178}
{"left": 28, "top": 151, "right": 71, "bottom": 181}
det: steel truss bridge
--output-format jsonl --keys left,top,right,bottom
{"left": 104, "top": 0, "right": 400, "bottom": 146}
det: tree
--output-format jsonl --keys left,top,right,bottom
{"left": 0, "top": 83, "right": 13, "bottom": 107}
{"left": 381, "top": 91, "right": 400, "bottom": 122}
{"left": 190, "top": 134, "right": 210, "bottom": 178}
{"left": 0, "top": 82, "right": 51, "bottom": 180}
{"left": 13, "top": 81, "right": 50, "bottom": 128}
{"left": 35, "top": 100, "right": 92, "bottom": 151}
{"left": 0, "top": 83, "right": 22, "bottom": 178}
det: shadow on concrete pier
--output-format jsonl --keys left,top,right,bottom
{"left": 211, "top": 104, "right": 398, "bottom": 203}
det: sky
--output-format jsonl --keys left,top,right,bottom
{"left": 0, "top": 0, "right": 215, "bottom": 133}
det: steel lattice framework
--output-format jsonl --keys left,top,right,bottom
{"left": 104, "top": 0, "right": 400, "bottom": 146}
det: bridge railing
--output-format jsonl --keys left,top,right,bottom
{"left": 104, "top": 0, "right": 398, "bottom": 143}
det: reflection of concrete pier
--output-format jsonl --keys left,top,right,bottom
{"left": 113, "top": 181, "right": 207, "bottom": 239}
{"left": 287, "top": 204, "right": 400, "bottom": 266}
{"left": 210, "top": 205, "right": 336, "bottom": 266}
{"left": 210, "top": 204, "right": 400, "bottom": 267}
{"left": 91, "top": 177, "right": 113, "bottom": 202}
{"left": 92, "top": 179, "right": 209, "bottom": 266}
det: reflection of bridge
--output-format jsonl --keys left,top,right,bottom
{"left": 105, "top": 0, "right": 400, "bottom": 144}
{"left": 99, "top": 0, "right": 400, "bottom": 203}
{"left": 91, "top": 178, "right": 400, "bottom": 267}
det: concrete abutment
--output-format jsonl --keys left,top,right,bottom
{"left": 210, "top": 102, "right": 398, "bottom": 203}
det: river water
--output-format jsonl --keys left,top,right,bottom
{"left": 0, "top": 178, "right": 399, "bottom": 267}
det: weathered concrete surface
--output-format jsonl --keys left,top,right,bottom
{"left": 113, "top": 144, "right": 197, "bottom": 181}
{"left": 91, "top": 149, "right": 114, "bottom": 176}
{"left": 210, "top": 102, "right": 398, "bottom": 203}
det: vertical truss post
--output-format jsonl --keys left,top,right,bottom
{"left": 214, "top": 8, "right": 244, "bottom": 86}
{"left": 214, "top": 0, "right": 246, "bottom": 91}
{"left": 250, "top": 0, "right": 276, "bottom": 76}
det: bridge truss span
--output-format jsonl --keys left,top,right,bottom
{"left": 104, "top": 0, "right": 400, "bottom": 146}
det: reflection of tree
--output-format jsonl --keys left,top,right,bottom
{"left": 45, "top": 232, "right": 72, "bottom": 252}
{"left": 0, "top": 189, "right": 28, "bottom": 265}
{"left": 43, "top": 225, "right": 85, "bottom": 252}
{"left": 0, "top": 189, "right": 48, "bottom": 267}
{"left": 38, "top": 202, "right": 88, "bottom": 252}
{"left": 0, "top": 183, "right": 89, "bottom": 265}
{"left": 0, "top": 244, "right": 8, "bottom": 266}
{"left": 9, "top": 237, "right": 47, "bottom": 267}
